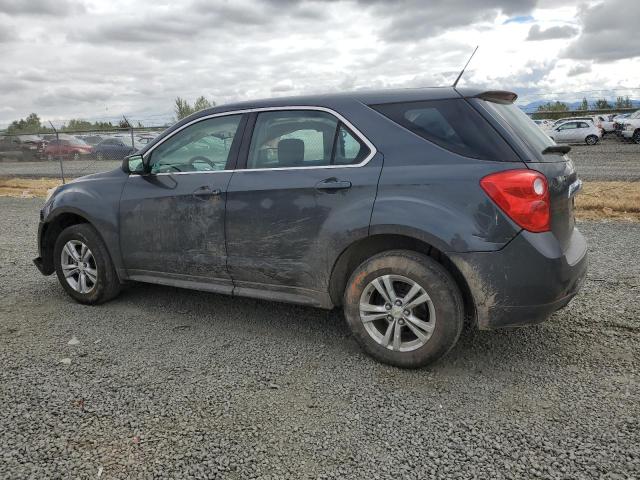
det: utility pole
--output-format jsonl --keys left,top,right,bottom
{"left": 123, "top": 115, "right": 134, "bottom": 150}
{"left": 48, "top": 121, "right": 65, "bottom": 184}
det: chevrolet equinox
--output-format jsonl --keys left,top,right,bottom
{"left": 34, "top": 87, "right": 588, "bottom": 368}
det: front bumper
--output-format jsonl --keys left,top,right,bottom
{"left": 450, "top": 227, "right": 588, "bottom": 329}
{"left": 34, "top": 218, "right": 55, "bottom": 276}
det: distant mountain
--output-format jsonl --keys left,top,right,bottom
{"left": 518, "top": 99, "right": 640, "bottom": 113}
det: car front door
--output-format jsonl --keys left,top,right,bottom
{"left": 225, "top": 108, "right": 382, "bottom": 305}
{"left": 119, "top": 113, "right": 247, "bottom": 291}
{"left": 555, "top": 122, "right": 576, "bottom": 142}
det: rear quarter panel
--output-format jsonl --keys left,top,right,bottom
{"left": 360, "top": 108, "right": 523, "bottom": 252}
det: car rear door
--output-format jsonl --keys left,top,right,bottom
{"left": 224, "top": 108, "right": 381, "bottom": 303}
{"left": 119, "top": 113, "right": 247, "bottom": 291}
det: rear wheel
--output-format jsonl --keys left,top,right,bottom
{"left": 343, "top": 250, "right": 464, "bottom": 368}
{"left": 72, "top": 152, "right": 80, "bottom": 161}
{"left": 97, "top": 152, "right": 104, "bottom": 161}
{"left": 53, "top": 224, "right": 121, "bottom": 304}
{"left": 585, "top": 135, "right": 598, "bottom": 145}
{"left": 633, "top": 130, "right": 640, "bottom": 144}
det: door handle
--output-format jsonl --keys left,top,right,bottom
{"left": 192, "top": 186, "right": 222, "bottom": 199}
{"left": 315, "top": 178, "right": 352, "bottom": 192}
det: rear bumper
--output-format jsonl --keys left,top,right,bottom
{"left": 450, "top": 226, "right": 588, "bottom": 329}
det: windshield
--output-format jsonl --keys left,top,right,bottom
{"left": 479, "top": 100, "right": 555, "bottom": 157}
{"left": 629, "top": 110, "right": 640, "bottom": 119}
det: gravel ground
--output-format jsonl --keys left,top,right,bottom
{"left": 0, "top": 136, "right": 638, "bottom": 182}
{"left": 570, "top": 137, "right": 640, "bottom": 181}
{"left": 0, "top": 197, "right": 638, "bottom": 479}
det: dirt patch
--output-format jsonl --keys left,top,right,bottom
{"left": 0, "top": 177, "right": 638, "bottom": 221}
{"left": 0, "top": 177, "right": 62, "bottom": 199}
{"left": 575, "top": 181, "right": 640, "bottom": 221}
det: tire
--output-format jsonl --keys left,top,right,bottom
{"left": 53, "top": 224, "right": 121, "bottom": 305}
{"left": 73, "top": 152, "right": 80, "bottom": 161}
{"left": 585, "top": 135, "right": 598, "bottom": 145}
{"left": 97, "top": 152, "right": 103, "bottom": 161}
{"left": 343, "top": 250, "right": 464, "bottom": 368}
{"left": 633, "top": 130, "right": 640, "bottom": 145}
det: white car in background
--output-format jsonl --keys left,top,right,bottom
{"left": 547, "top": 120, "right": 602, "bottom": 145}
{"left": 534, "top": 119, "right": 554, "bottom": 129}
{"left": 621, "top": 110, "right": 640, "bottom": 143}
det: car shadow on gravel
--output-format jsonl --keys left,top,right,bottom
{"left": 109, "top": 281, "right": 567, "bottom": 372}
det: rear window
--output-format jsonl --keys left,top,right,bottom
{"left": 479, "top": 101, "right": 554, "bottom": 157}
{"left": 371, "top": 99, "right": 515, "bottom": 161}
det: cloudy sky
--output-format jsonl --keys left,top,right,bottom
{"left": 0, "top": 0, "right": 638, "bottom": 127}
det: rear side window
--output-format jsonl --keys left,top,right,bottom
{"left": 246, "top": 110, "right": 371, "bottom": 169}
{"left": 371, "top": 99, "right": 515, "bottom": 161}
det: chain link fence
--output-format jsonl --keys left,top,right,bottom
{"left": 0, "top": 126, "right": 166, "bottom": 180}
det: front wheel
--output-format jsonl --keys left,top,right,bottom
{"left": 585, "top": 135, "right": 599, "bottom": 145}
{"left": 343, "top": 250, "right": 464, "bottom": 368}
{"left": 53, "top": 224, "right": 121, "bottom": 304}
{"left": 633, "top": 130, "right": 640, "bottom": 144}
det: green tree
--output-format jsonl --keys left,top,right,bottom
{"left": 193, "top": 96, "right": 214, "bottom": 112}
{"left": 174, "top": 97, "right": 194, "bottom": 121}
{"left": 537, "top": 101, "right": 568, "bottom": 112}
{"left": 174, "top": 96, "right": 215, "bottom": 121}
{"left": 579, "top": 97, "right": 589, "bottom": 110}
{"left": 592, "top": 98, "right": 611, "bottom": 110}
{"left": 7, "top": 113, "right": 42, "bottom": 134}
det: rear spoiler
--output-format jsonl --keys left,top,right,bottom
{"left": 475, "top": 91, "right": 518, "bottom": 104}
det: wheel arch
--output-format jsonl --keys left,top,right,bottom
{"left": 40, "top": 209, "right": 103, "bottom": 275}
{"left": 328, "top": 233, "right": 476, "bottom": 325}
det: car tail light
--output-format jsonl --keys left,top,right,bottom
{"left": 480, "top": 169, "right": 550, "bottom": 233}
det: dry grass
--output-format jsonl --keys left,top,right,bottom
{"left": 0, "top": 177, "right": 638, "bottom": 221}
{"left": 576, "top": 181, "right": 640, "bottom": 221}
{"left": 0, "top": 177, "right": 63, "bottom": 199}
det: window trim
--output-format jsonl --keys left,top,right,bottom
{"left": 135, "top": 106, "right": 377, "bottom": 176}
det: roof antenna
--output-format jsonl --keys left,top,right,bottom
{"left": 452, "top": 45, "right": 479, "bottom": 88}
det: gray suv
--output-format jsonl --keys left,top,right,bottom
{"left": 34, "top": 87, "right": 587, "bottom": 368}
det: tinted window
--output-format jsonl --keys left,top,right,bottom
{"left": 479, "top": 100, "right": 554, "bottom": 157}
{"left": 333, "top": 124, "right": 369, "bottom": 165}
{"left": 372, "top": 99, "right": 514, "bottom": 161}
{"left": 150, "top": 115, "right": 242, "bottom": 173}
{"left": 247, "top": 111, "right": 338, "bottom": 169}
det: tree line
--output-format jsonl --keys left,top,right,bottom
{"left": 536, "top": 96, "right": 635, "bottom": 113}
{"left": 3, "top": 96, "right": 216, "bottom": 135}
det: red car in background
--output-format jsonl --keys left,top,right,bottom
{"left": 43, "top": 137, "right": 93, "bottom": 161}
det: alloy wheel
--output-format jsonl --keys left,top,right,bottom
{"left": 60, "top": 240, "right": 98, "bottom": 294}
{"left": 359, "top": 274, "right": 436, "bottom": 352}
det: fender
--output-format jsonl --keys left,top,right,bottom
{"left": 41, "top": 169, "right": 128, "bottom": 279}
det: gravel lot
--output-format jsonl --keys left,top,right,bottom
{"left": 1, "top": 136, "right": 638, "bottom": 181}
{"left": 1, "top": 197, "right": 638, "bottom": 479}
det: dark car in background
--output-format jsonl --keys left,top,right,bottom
{"left": 91, "top": 137, "right": 137, "bottom": 161}
{"left": 0, "top": 134, "right": 45, "bottom": 161}
{"left": 34, "top": 87, "right": 587, "bottom": 368}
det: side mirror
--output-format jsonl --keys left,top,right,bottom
{"left": 124, "top": 154, "right": 145, "bottom": 174}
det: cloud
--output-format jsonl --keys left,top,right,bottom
{"left": 503, "top": 15, "right": 535, "bottom": 24}
{"left": 562, "top": 0, "right": 640, "bottom": 62}
{"left": 360, "top": 0, "right": 537, "bottom": 42}
{"left": 526, "top": 24, "right": 578, "bottom": 40}
{"left": 567, "top": 63, "right": 592, "bottom": 76}
{"left": 0, "top": 0, "right": 85, "bottom": 16}
{"left": 0, "top": 0, "right": 638, "bottom": 127}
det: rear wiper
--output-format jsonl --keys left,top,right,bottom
{"left": 542, "top": 145, "right": 571, "bottom": 155}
